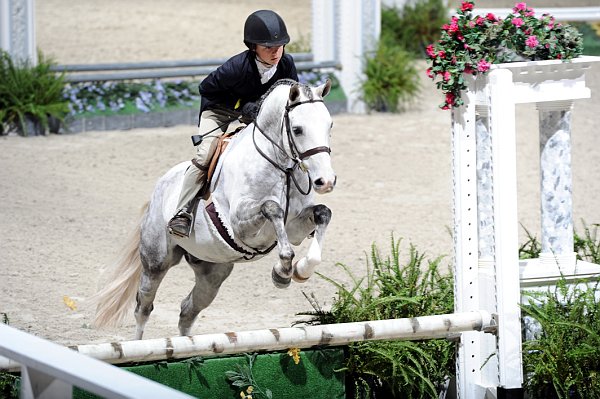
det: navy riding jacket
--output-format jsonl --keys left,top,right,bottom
{"left": 198, "top": 50, "right": 298, "bottom": 119}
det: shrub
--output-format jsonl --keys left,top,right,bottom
{"left": 361, "top": 41, "right": 420, "bottom": 113}
{"left": 298, "top": 236, "right": 454, "bottom": 398}
{"left": 0, "top": 50, "right": 69, "bottom": 136}
{"left": 381, "top": 0, "right": 448, "bottom": 58}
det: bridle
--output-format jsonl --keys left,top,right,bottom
{"left": 251, "top": 97, "right": 331, "bottom": 221}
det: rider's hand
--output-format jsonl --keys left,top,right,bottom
{"left": 240, "top": 102, "right": 259, "bottom": 124}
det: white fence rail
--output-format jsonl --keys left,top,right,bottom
{"left": 0, "top": 323, "right": 194, "bottom": 399}
{"left": 1, "top": 311, "right": 495, "bottom": 370}
{"left": 471, "top": 7, "right": 600, "bottom": 22}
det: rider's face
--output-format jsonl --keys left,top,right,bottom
{"left": 255, "top": 45, "right": 284, "bottom": 66}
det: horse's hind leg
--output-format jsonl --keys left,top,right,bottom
{"left": 292, "top": 204, "right": 332, "bottom": 283}
{"left": 135, "top": 246, "right": 185, "bottom": 340}
{"left": 134, "top": 267, "right": 168, "bottom": 340}
{"left": 178, "top": 255, "right": 234, "bottom": 336}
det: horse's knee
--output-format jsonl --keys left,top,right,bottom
{"left": 261, "top": 200, "right": 284, "bottom": 221}
{"left": 313, "top": 204, "right": 332, "bottom": 226}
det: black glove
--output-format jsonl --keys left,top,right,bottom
{"left": 240, "top": 102, "right": 260, "bottom": 124}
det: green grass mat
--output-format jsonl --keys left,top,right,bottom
{"left": 73, "top": 348, "right": 345, "bottom": 399}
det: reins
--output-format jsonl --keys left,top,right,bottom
{"left": 251, "top": 97, "right": 331, "bottom": 223}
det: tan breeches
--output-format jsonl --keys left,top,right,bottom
{"left": 175, "top": 111, "right": 241, "bottom": 213}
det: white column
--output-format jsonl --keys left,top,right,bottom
{"left": 337, "top": 0, "right": 380, "bottom": 113}
{"left": 0, "top": 0, "right": 36, "bottom": 63}
{"left": 311, "top": 0, "right": 336, "bottom": 64}
{"left": 452, "top": 77, "right": 488, "bottom": 399}
{"left": 488, "top": 68, "right": 523, "bottom": 392}
{"left": 537, "top": 100, "right": 577, "bottom": 272}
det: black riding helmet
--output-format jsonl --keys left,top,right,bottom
{"left": 244, "top": 10, "right": 290, "bottom": 48}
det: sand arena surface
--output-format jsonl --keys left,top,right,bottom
{"left": 0, "top": 1, "right": 598, "bottom": 345}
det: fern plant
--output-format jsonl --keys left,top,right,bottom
{"left": 299, "top": 236, "right": 455, "bottom": 398}
{"left": 521, "top": 279, "right": 600, "bottom": 398}
{"left": 0, "top": 50, "right": 68, "bottom": 136}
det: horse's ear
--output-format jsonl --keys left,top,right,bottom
{"left": 317, "top": 79, "right": 332, "bottom": 98}
{"left": 289, "top": 84, "right": 301, "bottom": 103}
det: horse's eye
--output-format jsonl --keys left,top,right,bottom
{"left": 292, "top": 126, "right": 303, "bottom": 136}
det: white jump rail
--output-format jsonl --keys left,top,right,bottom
{"left": 466, "top": 7, "right": 600, "bottom": 22}
{"left": 1, "top": 311, "right": 495, "bottom": 370}
{"left": 0, "top": 323, "right": 194, "bottom": 399}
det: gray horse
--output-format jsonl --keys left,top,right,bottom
{"left": 93, "top": 80, "right": 336, "bottom": 339}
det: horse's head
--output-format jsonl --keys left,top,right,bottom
{"left": 281, "top": 80, "right": 336, "bottom": 194}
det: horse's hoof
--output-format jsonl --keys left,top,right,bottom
{"left": 292, "top": 270, "right": 309, "bottom": 283}
{"left": 272, "top": 269, "right": 291, "bottom": 289}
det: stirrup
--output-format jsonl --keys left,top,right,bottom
{"left": 168, "top": 211, "right": 193, "bottom": 238}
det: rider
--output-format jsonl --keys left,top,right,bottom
{"left": 168, "top": 9, "right": 299, "bottom": 238}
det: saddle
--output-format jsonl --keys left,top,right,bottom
{"left": 206, "top": 131, "right": 235, "bottom": 186}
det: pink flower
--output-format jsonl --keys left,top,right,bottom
{"left": 486, "top": 13, "right": 497, "bottom": 21}
{"left": 426, "top": 68, "right": 434, "bottom": 79}
{"left": 443, "top": 71, "right": 451, "bottom": 81}
{"left": 476, "top": 16, "right": 485, "bottom": 25}
{"left": 461, "top": 1, "right": 474, "bottom": 12}
{"left": 525, "top": 35, "right": 539, "bottom": 48}
{"left": 426, "top": 44, "right": 436, "bottom": 58}
{"left": 477, "top": 59, "right": 491, "bottom": 72}
{"left": 511, "top": 17, "right": 524, "bottom": 28}
{"left": 513, "top": 2, "right": 527, "bottom": 12}
{"left": 445, "top": 92, "right": 456, "bottom": 106}
{"left": 438, "top": 50, "right": 446, "bottom": 58}
{"left": 464, "top": 65, "right": 474, "bottom": 75}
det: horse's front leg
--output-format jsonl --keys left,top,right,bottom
{"left": 260, "top": 200, "right": 295, "bottom": 288}
{"left": 289, "top": 204, "right": 332, "bottom": 283}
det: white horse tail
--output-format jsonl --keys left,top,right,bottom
{"left": 92, "top": 203, "right": 147, "bottom": 328}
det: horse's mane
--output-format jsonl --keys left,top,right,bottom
{"left": 257, "top": 78, "right": 315, "bottom": 108}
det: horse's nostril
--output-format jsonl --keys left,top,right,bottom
{"left": 314, "top": 178, "right": 324, "bottom": 187}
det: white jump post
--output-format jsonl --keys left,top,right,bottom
{"left": 0, "top": 0, "right": 36, "bottom": 63}
{"left": 453, "top": 56, "right": 600, "bottom": 398}
{"left": 312, "top": 0, "right": 380, "bottom": 114}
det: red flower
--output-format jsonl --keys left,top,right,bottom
{"left": 426, "top": 68, "right": 434, "bottom": 78}
{"left": 426, "top": 44, "right": 436, "bottom": 58}
{"left": 460, "top": 1, "right": 474, "bottom": 12}
{"left": 486, "top": 13, "right": 497, "bottom": 21}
